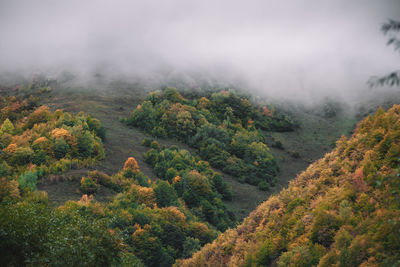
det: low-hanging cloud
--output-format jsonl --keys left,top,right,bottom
{"left": 0, "top": 0, "right": 399, "bottom": 103}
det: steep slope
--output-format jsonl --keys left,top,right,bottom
{"left": 176, "top": 105, "right": 400, "bottom": 266}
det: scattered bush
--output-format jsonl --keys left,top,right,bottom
{"left": 80, "top": 176, "right": 99, "bottom": 194}
{"left": 290, "top": 150, "right": 301, "bottom": 158}
{"left": 17, "top": 171, "right": 38, "bottom": 191}
{"left": 272, "top": 138, "right": 284, "bottom": 149}
{"left": 258, "top": 181, "right": 270, "bottom": 191}
{"left": 141, "top": 137, "right": 152, "bottom": 147}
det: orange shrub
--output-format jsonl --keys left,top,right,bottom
{"left": 123, "top": 157, "right": 140, "bottom": 172}
{"left": 51, "top": 128, "right": 72, "bottom": 139}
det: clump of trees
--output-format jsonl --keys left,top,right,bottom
{"left": 0, "top": 95, "right": 39, "bottom": 125}
{"left": 144, "top": 142, "right": 235, "bottom": 230}
{"left": 80, "top": 176, "right": 99, "bottom": 194}
{"left": 177, "top": 104, "right": 400, "bottom": 266}
{"left": 125, "top": 87, "right": 291, "bottom": 187}
{"left": 96, "top": 156, "right": 230, "bottom": 265}
{"left": 0, "top": 196, "right": 124, "bottom": 267}
{"left": 0, "top": 95, "right": 106, "bottom": 193}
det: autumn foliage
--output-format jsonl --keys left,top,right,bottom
{"left": 0, "top": 90, "right": 106, "bottom": 199}
{"left": 144, "top": 143, "right": 235, "bottom": 230}
{"left": 125, "top": 88, "right": 293, "bottom": 187}
{"left": 176, "top": 105, "right": 400, "bottom": 266}
{"left": 123, "top": 157, "right": 140, "bottom": 172}
{"left": 0, "top": 103, "right": 105, "bottom": 181}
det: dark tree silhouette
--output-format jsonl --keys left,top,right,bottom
{"left": 369, "top": 19, "right": 400, "bottom": 87}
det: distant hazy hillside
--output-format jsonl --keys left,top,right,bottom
{"left": 176, "top": 105, "right": 400, "bottom": 266}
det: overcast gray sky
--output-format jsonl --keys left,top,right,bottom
{"left": 0, "top": 0, "right": 399, "bottom": 102}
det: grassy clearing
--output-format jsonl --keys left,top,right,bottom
{"left": 264, "top": 108, "right": 357, "bottom": 195}
{"left": 36, "top": 170, "right": 117, "bottom": 206}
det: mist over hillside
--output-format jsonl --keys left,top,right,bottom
{"left": 0, "top": 0, "right": 399, "bottom": 103}
{"left": 2, "top": 2, "right": 400, "bottom": 266}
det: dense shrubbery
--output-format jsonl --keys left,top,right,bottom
{"left": 104, "top": 186, "right": 217, "bottom": 266}
{"left": 0, "top": 101, "right": 106, "bottom": 190}
{"left": 0, "top": 196, "right": 123, "bottom": 267}
{"left": 125, "top": 88, "right": 288, "bottom": 187}
{"left": 95, "top": 157, "right": 227, "bottom": 265}
{"left": 144, "top": 143, "right": 235, "bottom": 229}
{"left": 0, "top": 95, "right": 39, "bottom": 124}
{"left": 0, "top": 154, "right": 223, "bottom": 267}
{"left": 176, "top": 105, "right": 400, "bottom": 266}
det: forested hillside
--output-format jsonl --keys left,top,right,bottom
{"left": 1, "top": 1, "right": 399, "bottom": 266}
{"left": 2, "top": 80, "right": 399, "bottom": 267}
{"left": 125, "top": 87, "right": 294, "bottom": 188}
{"left": 176, "top": 105, "right": 400, "bottom": 266}
{"left": 0, "top": 87, "right": 235, "bottom": 266}
{"left": 0, "top": 80, "right": 400, "bottom": 266}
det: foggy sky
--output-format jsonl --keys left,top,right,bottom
{"left": 0, "top": 0, "right": 399, "bottom": 102}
